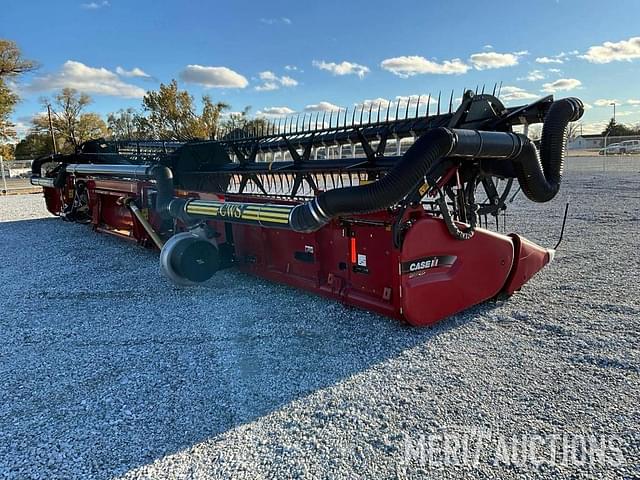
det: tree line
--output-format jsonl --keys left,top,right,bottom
{"left": 1, "top": 40, "right": 265, "bottom": 160}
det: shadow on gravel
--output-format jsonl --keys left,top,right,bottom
{"left": 0, "top": 217, "right": 489, "bottom": 478}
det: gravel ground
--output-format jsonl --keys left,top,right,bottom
{"left": 0, "top": 157, "right": 638, "bottom": 479}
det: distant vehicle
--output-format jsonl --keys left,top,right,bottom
{"left": 599, "top": 140, "right": 640, "bottom": 155}
{"left": 599, "top": 143, "right": 624, "bottom": 155}
{"left": 621, "top": 139, "right": 640, "bottom": 153}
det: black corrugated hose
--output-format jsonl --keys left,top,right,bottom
{"left": 513, "top": 98, "right": 584, "bottom": 202}
{"left": 289, "top": 98, "right": 583, "bottom": 233}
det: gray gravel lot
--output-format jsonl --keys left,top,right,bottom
{"left": 0, "top": 156, "right": 638, "bottom": 479}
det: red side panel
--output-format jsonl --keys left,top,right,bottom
{"left": 42, "top": 187, "right": 62, "bottom": 216}
{"left": 400, "top": 217, "right": 514, "bottom": 326}
{"left": 502, "top": 234, "right": 551, "bottom": 295}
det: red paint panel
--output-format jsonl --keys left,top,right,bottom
{"left": 400, "top": 217, "right": 514, "bottom": 326}
{"left": 502, "top": 234, "right": 551, "bottom": 295}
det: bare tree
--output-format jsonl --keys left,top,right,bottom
{"left": 34, "top": 88, "right": 107, "bottom": 152}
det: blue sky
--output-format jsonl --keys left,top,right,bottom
{"left": 4, "top": 0, "right": 640, "bottom": 136}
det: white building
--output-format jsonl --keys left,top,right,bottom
{"left": 568, "top": 135, "right": 603, "bottom": 150}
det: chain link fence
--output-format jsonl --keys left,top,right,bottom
{"left": 568, "top": 134, "right": 640, "bottom": 157}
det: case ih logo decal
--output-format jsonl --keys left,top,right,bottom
{"left": 401, "top": 255, "right": 457, "bottom": 275}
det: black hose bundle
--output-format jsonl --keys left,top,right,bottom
{"left": 290, "top": 128, "right": 459, "bottom": 232}
{"left": 289, "top": 97, "right": 583, "bottom": 233}
{"left": 513, "top": 98, "right": 584, "bottom": 202}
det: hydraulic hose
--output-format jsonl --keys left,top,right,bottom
{"left": 289, "top": 127, "right": 522, "bottom": 232}
{"left": 513, "top": 98, "right": 584, "bottom": 203}
{"left": 289, "top": 98, "right": 583, "bottom": 232}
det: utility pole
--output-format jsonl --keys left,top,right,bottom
{"left": 610, "top": 102, "right": 616, "bottom": 123}
{"left": 0, "top": 155, "right": 7, "bottom": 195}
{"left": 47, "top": 104, "right": 58, "bottom": 155}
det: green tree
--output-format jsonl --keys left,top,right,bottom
{"left": 35, "top": 88, "right": 108, "bottom": 153}
{"left": 602, "top": 118, "right": 635, "bottom": 137}
{"left": 14, "top": 131, "right": 53, "bottom": 160}
{"left": 141, "top": 80, "right": 229, "bottom": 140}
{"left": 0, "top": 142, "right": 15, "bottom": 160}
{"left": 220, "top": 106, "right": 270, "bottom": 138}
{"left": 107, "top": 108, "right": 151, "bottom": 140}
{"left": 0, "top": 39, "right": 37, "bottom": 142}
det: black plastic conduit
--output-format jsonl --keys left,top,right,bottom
{"left": 289, "top": 97, "right": 583, "bottom": 232}
{"left": 512, "top": 98, "right": 584, "bottom": 202}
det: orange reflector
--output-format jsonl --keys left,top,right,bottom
{"left": 350, "top": 237, "right": 357, "bottom": 264}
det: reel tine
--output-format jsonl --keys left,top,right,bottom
{"left": 385, "top": 99, "right": 391, "bottom": 122}
{"left": 498, "top": 81, "right": 503, "bottom": 98}
{"left": 376, "top": 102, "right": 382, "bottom": 123}
{"left": 343, "top": 107, "right": 348, "bottom": 128}
{"left": 295, "top": 114, "right": 300, "bottom": 134}
{"left": 277, "top": 117, "right": 282, "bottom": 135}
{"left": 321, "top": 111, "right": 327, "bottom": 130}
{"left": 426, "top": 93, "right": 431, "bottom": 117}
{"left": 404, "top": 97, "right": 410, "bottom": 119}
{"left": 328, "top": 110, "right": 334, "bottom": 129}
{"left": 367, "top": 103, "right": 373, "bottom": 125}
{"left": 394, "top": 100, "right": 400, "bottom": 120}
{"left": 437, "top": 91, "right": 441, "bottom": 115}
{"left": 449, "top": 90, "right": 454, "bottom": 113}
{"left": 415, "top": 95, "right": 421, "bottom": 118}
{"left": 277, "top": 172, "right": 283, "bottom": 193}
{"left": 314, "top": 111, "right": 320, "bottom": 130}
{"left": 351, "top": 107, "right": 356, "bottom": 126}
{"left": 481, "top": 84, "right": 485, "bottom": 94}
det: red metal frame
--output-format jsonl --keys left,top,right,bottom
{"left": 41, "top": 178, "right": 551, "bottom": 327}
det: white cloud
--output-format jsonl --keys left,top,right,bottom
{"left": 580, "top": 121, "right": 609, "bottom": 135}
{"left": 180, "top": 65, "right": 248, "bottom": 88}
{"left": 256, "top": 106, "right": 295, "bottom": 117}
{"left": 548, "top": 68, "right": 562, "bottom": 74}
{"left": 312, "top": 60, "right": 370, "bottom": 79}
{"left": 115, "top": 66, "right": 151, "bottom": 78}
{"left": 304, "top": 101, "right": 341, "bottom": 112}
{"left": 470, "top": 52, "right": 521, "bottom": 70}
{"left": 81, "top": 1, "right": 109, "bottom": 9}
{"left": 580, "top": 36, "right": 640, "bottom": 64}
{"left": 395, "top": 94, "right": 438, "bottom": 106}
{"left": 535, "top": 51, "right": 578, "bottom": 65}
{"left": 254, "top": 71, "right": 298, "bottom": 91}
{"left": 356, "top": 98, "right": 392, "bottom": 110}
{"left": 279, "top": 76, "right": 297, "bottom": 87}
{"left": 536, "top": 56, "right": 564, "bottom": 64}
{"left": 518, "top": 70, "right": 545, "bottom": 82}
{"left": 594, "top": 99, "right": 619, "bottom": 107}
{"left": 28, "top": 60, "right": 146, "bottom": 98}
{"left": 284, "top": 65, "right": 299, "bottom": 71}
{"left": 380, "top": 56, "right": 469, "bottom": 77}
{"left": 627, "top": 99, "right": 640, "bottom": 106}
{"left": 541, "top": 78, "right": 582, "bottom": 93}
{"left": 260, "top": 17, "right": 292, "bottom": 25}
{"left": 499, "top": 86, "right": 539, "bottom": 102}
